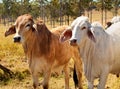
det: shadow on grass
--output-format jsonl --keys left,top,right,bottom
{"left": 0, "top": 67, "right": 30, "bottom": 85}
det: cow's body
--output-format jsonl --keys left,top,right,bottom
{"left": 5, "top": 14, "right": 83, "bottom": 89}
{"left": 60, "top": 16, "right": 120, "bottom": 89}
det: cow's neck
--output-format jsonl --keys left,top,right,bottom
{"left": 22, "top": 30, "right": 53, "bottom": 59}
{"left": 79, "top": 38, "right": 95, "bottom": 81}
{"left": 79, "top": 30, "right": 110, "bottom": 81}
{"left": 22, "top": 31, "right": 36, "bottom": 59}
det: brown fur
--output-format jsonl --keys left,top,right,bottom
{"left": 5, "top": 14, "right": 83, "bottom": 89}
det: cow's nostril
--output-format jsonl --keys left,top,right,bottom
{"left": 14, "top": 37, "right": 21, "bottom": 42}
{"left": 71, "top": 39, "right": 77, "bottom": 43}
{"left": 70, "top": 39, "right": 77, "bottom": 46}
{"left": 73, "top": 39, "right": 77, "bottom": 43}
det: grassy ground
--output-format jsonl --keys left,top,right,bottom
{"left": 1, "top": 10, "right": 120, "bottom": 89}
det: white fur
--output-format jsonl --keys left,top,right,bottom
{"left": 70, "top": 16, "right": 120, "bottom": 89}
{"left": 111, "top": 16, "right": 120, "bottom": 23}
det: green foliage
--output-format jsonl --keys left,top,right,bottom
{"left": 0, "top": 69, "right": 11, "bottom": 83}
{"left": 14, "top": 69, "right": 30, "bottom": 81}
{"left": 0, "top": 0, "right": 119, "bottom": 23}
{"left": 0, "top": 69, "right": 30, "bottom": 85}
{"left": 96, "top": 0, "right": 113, "bottom": 10}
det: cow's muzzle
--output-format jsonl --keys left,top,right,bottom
{"left": 13, "top": 37, "right": 21, "bottom": 42}
{"left": 70, "top": 39, "right": 77, "bottom": 46}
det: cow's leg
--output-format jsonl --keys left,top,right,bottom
{"left": 29, "top": 60, "right": 39, "bottom": 89}
{"left": 42, "top": 67, "right": 52, "bottom": 89}
{"left": 88, "top": 80, "right": 94, "bottom": 89}
{"left": 32, "top": 72, "right": 39, "bottom": 89}
{"left": 74, "top": 59, "right": 83, "bottom": 89}
{"left": 97, "top": 72, "right": 108, "bottom": 89}
{"left": 63, "top": 64, "right": 69, "bottom": 89}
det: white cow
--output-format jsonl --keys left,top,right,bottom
{"left": 60, "top": 16, "right": 120, "bottom": 89}
{"left": 106, "top": 16, "right": 120, "bottom": 28}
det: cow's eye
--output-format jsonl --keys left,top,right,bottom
{"left": 81, "top": 27, "right": 86, "bottom": 30}
{"left": 26, "top": 24, "right": 31, "bottom": 28}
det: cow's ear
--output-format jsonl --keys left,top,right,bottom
{"left": 32, "top": 20, "right": 44, "bottom": 32}
{"left": 105, "top": 22, "right": 112, "bottom": 29}
{"left": 5, "top": 25, "right": 16, "bottom": 37}
{"left": 87, "top": 28, "right": 96, "bottom": 42}
{"left": 32, "top": 24, "right": 38, "bottom": 31}
{"left": 60, "top": 29, "right": 72, "bottom": 43}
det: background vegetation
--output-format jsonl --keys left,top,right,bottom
{"left": 0, "top": 0, "right": 120, "bottom": 27}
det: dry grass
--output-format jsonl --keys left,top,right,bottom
{"left": 1, "top": 10, "right": 120, "bottom": 89}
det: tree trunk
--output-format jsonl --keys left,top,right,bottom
{"left": 90, "top": 10, "right": 92, "bottom": 23}
{"left": 101, "top": 0, "right": 104, "bottom": 25}
{"left": 67, "top": 15, "right": 69, "bottom": 25}
{"left": 53, "top": 18, "right": 55, "bottom": 28}
{"left": 3, "top": 17, "right": 6, "bottom": 26}
{"left": 114, "top": 0, "right": 118, "bottom": 16}
{"left": 105, "top": 8, "right": 107, "bottom": 24}
{"left": 87, "top": 10, "right": 89, "bottom": 18}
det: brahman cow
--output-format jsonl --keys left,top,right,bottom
{"left": 5, "top": 14, "right": 83, "bottom": 89}
{"left": 106, "top": 16, "right": 120, "bottom": 28}
{"left": 60, "top": 16, "right": 120, "bottom": 89}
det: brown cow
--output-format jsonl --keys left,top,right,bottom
{"left": 5, "top": 14, "right": 83, "bottom": 89}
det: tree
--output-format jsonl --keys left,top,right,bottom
{"left": 113, "top": 0, "right": 120, "bottom": 16}
{"left": 104, "top": 0, "right": 113, "bottom": 23}
{"left": 96, "top": 0, "right": 114, "bottom": 24}
{"left": 63, "top": 1, "right": 73, "bottom": 25}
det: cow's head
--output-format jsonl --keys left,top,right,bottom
{"left": 105, "top": 16, "right": 120, "bottom": 29}
{"left": 5, "top": 14, "right": 37, "bottom": 43}
{"left": 60, "top": 16, "right": 96, "bottom": 46}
